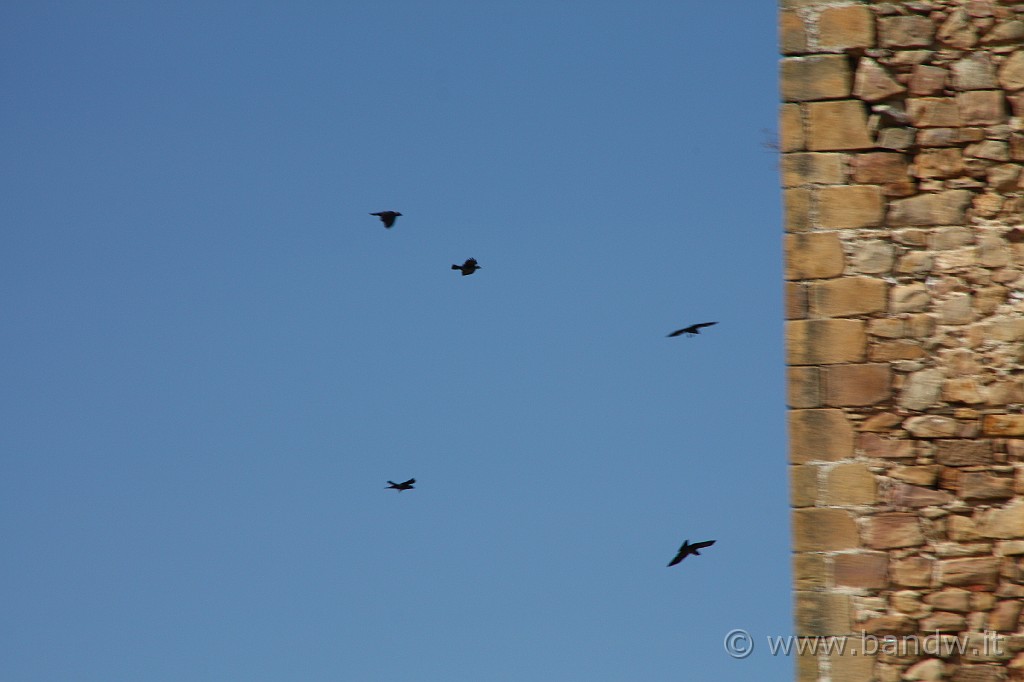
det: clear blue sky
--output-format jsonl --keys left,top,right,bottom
{"left": 2, "top": 2, "right": 786, "bottom": 680}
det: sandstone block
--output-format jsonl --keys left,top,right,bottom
{"left": 891, "top": 282, "right": 930, "bottom": 313}
{"left": 949, "top": 515, "right": 981, "bottom": 542}
{"left": 823, "top": 363, "right": 891, "bottom": 407}
{"left": 833, "top": 552, "right": 888, "bottom": 589}
{"left": 810, "top": 276, "right": 887, "bottom": 317}
{"left": 891, "top": 556, "right": 934, "bottom": 588}
{"left": 919, "top": 611, "right": 968, "bottom": 632}
{"left": 914, "top": 148, "right": 964, "bottom": 179}
{"left": 905, "top": 416, "right": 959, "bottom": 438}
{"left": 890, "top": 465, "right": 940, "bottom": 486}
{"left": 794, "top": 508, "right": 859, "bottom": 551}
{"left": 988, "top": 600, "right": 1022, "bottom": 632}
{"left": 780, "top": 10, "right": 807, "bottom": 55}
{"left": 788, "top": 366, "right": 819, "bottom": 408}
{"left": 910, "top": 65, "right": 949, "bottom": 96}
{"left": 859, "top": 433, "right": 915, "bottom": 459}
{"left": 818, "top": 185, "right": 884, "bottom": 228}
{"left": 960, "top": 472, "right": 1015, "bottom": 501}
{"left": 782, "top": 56, "right": 852, "bottom": 102}
{"left": 935, "top": 439, "right": 993, "bottom": 466}
{"left": 789, "top": 408, "right": 855, "bottom": 463}
{"left": 852, "top": 239, "right": 894, "bottom": 274}
{"left": 781, "top": 153, "right": 845, "bottom": 186}
{"left": 887, "top": 190, "right": 973, "bottom": 226}
{"left": 999, "top": 50, "right": 1024, "bottom": 92}
{"left": 818, "top": 6, "right": 874, "bottom": 51}
{"left": 791, "top": 464, "right": 818, "bottom": 507}
{"left": 938, "top": 556, "right": 1001, "bottom": 587}
{"left": 806, "top": 100, "right": 873, "bottom": 151}
{"left": 940, "top": 294, "right": 975, "bottom": 326}
{"left": 908, "top": 98, "right": 962, "bottom": 127}
{"left": 854, "top": 58, "right": 905, "bottom": 102}
{"left": 784, "top": 187, "right": 811, "bottom": 232}
{"left": 863, "top": 513, "right": 925, "bottom": 549}
{"left": 780, "top": 103, "right": 804, "bottom": 152}
{"left": 825, "top": 461, "right": 877, "bottom": 505}
{"left": 795, "top": 591, "right": 852, "bottom": 636}
{"left": 900, "top": 368, "right": 945, "bottom": 411}
{"left": 983, "top": 414, "right": 1024, "bottom": 436}
{"left": 785, "top": 232, "right": 845, "bottom": 280}
{"left": 891, "top": 482, "right": 953, "bottom": 508}
{"left": 958, "top": 90, "right": 1008, "bottom": 125}
{"left": 926, "top": 588, "right": 971, "bottom": 613}
{"left": 850, "top": 153, "right": 910, "bottom": 185}
{"left": 880, "top": 16, "right": 935, "bottom": 48}
{"left": 827, "top": 652, "right": 876, "bottom": 682}
{"left": 794, "top": 553, "right": 826, "bottom": 590}
{"left": 786, "top": 281, "right": 806, "bottom": 320}
{"left": 951, "top": 53, "right": 999, "bottom": 90}
{"left": 787, "top": 319, "right": 866, "bottom": 365}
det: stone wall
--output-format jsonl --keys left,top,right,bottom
{"left": 782, "top": 1, "right": 1024, "bottom": 680}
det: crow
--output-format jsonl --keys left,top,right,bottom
{"left": 452, "top": 258, "right": 481, "bottom": 276}
{"left": 386, "top": 478, "right": 415, "bottom": 492}
{"left": 370, "top": 211, "right": 402, "bottom": 228}
{"left": 667, "top": 322, "right": 718, "bottom": 337}
{"left": 667, "top": 539, "right": 715, "bottom": 567}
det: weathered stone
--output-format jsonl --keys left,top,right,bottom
{"left": 952, "top": 53, "right": 999, "bottom": 90}
{"left": 791, "top": 464, "right": 818, "bottom": 507}
{"left": 966, "top": 139, "right": 1010, "bottom": 161}
{"left": 938, "top": 556, "right": 1001, "bottom": 587}
{"left": 780, "top": 103, "right": 805, "bottom": 152}
{"left": 877, "top": 126, "right": 915, "bottom": 150}
{"left": 881, "top": 16, "right": 935, "bottom": 48}
{"left": 887, "top": 190, "right": 973, "bottom": 226}
{"left": 892, "top": 556, "right": 934, "bottom": 588}
{"left": 795, "top": 591, "right": 852, "bottom": 636}
{"left": 910, "top": 64, "right": 949, "bottom": 96}
{"left": 784, "top": 188, "right": 811, "bottom": 232}
{"left": 850, "top": 153, "right": 911, "bottom": 186}
{"left": 900, "top": 369, "right": 945, "bottom": 411}
{"left": 868, "top": 318, "right": 903, "bottom": 339}
{"left": 852, "top": 239, "right": 894, "bottom": 274}
{"left": 854, "top": 58, "right": 906, "bottom": 102}
{"left": 937, "top": 8, "right": 978, "bottom": 49}
{"left": 794, "top": 553, "right": 826, "bottom": 590}
{"left": 949, "top": 515, "right": 981, "bottom": 541}
{"left": 890, "top": 465, "right": 940, "bottom": 486}
{"left": 961, "top": 472, "right": 1015, "bottom": 500}
{"left": 818, "top": 5, "right": 874, "bottom": 51}
{"left": 782, "top": 56, "right": 853, "bottom": 102}
{"left": 806, "top": 100, "right": 874, "bottom": 151}
{"left": 988, "top": 600, "right": 1022, "bottom": 632}
{"left": 862, "top": 614, "right": 915, "bottom": 636}
{"left": 914, "top": 148, "right": 964, "bottom": 178}
{"left": 834, "top": 552, "right": 888, "bottom": 589}
{"left": 908, "top": 98, "right": 962, "bottom": 127}
{"left": 810, "top": 277, "right": 887, "bottom": 317}
{"left": 788, "top": 366, "right": 819, "bottom": 409}
{"left": 781, "top": 153, "right": 845, "bottom": 186}
{"left": 896, "top": 251, "right": 933, "bottom": 274}
{"left": 863, "top": 513, "right": 925, "bottom": 549}
{"left": 787, "top": 319, "right": 866, "bottom": 365}
{"left": 925, "top": 588, "right": 971, "bottom": 612}
{"left": 785, "top": 232, "right": 845, "bottom": 280}
{"left": 860, "top": 412, "right": 901, "bottom": 431}
{"left": 958, "top": 90, "right": 1008, "bottom": 125}
{"left": 982, "top": 19, "right": 1024, "bottom": 45}
{"left": 859, "top": 432, "right": 916, "bottom": 459}
{"left": 780, "top": 11, "right": 807, "bottom": 55}
{"left": 825, "top": 461, "right": 877, "bottom": 505}
{"left": 789, "top": 409, "right": 855, "bottom": 463}
{"left": 818, "top": 185, "right": 884, "bottom": 228}
{"left": 935, "top": 439, "right": 994, "bottom": 466}
{"left": 904, "top": 658, "right": 945, "bottom": 682}
{"left": 987, "top": 163, "right": 1022, "bottom": 192}
{"left": 983, "top": 317, "right": 1024, "bottom": 342}
{"left": 999, "top": 50, "right": 1024, "bottom": 92}
{"left": 905, "top": 415, "right": 959, "bottom": 438}
{"left": 786, "top": 281, "right": 806, "bottom": 320}
{"left": 794, "top": 508, "right": 859, "bottom": 551}
{"left": 892, "top": 482, "right": 954, "bottom": 508}
{"left": 985, "top": 414, "right": 1024, "bottom": 436}
{"left": 870, "top": 340, "right": 926, "bottom": 361}
{"left": 919, "top": 611, "right": 968, "bottom": 632}
{"left": 823, "top": 363, "right": 891, "bottom": 407}
{"left": 891, "top": 282, "right": 931, "bottom": 313}
{"left": 977, "top": 234, "right": 1012, "bottom": 266}
{"left": 940, "top": 293, "right": 975, "bottom": 325}
{"left": 828, "top": 653, "right": 877, "bottom": 682}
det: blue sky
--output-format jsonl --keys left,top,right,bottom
{"left": 2, "top": 2, "right": 786, "bottom": 680}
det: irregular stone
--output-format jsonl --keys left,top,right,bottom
{"left": 983, "top": 414, "right": 1024, "bottom": 436}
{"left": 977, "top": 234, "right": 1012, "bottom": 266}
{"left": 982, "top": 20, "right": 1024, "bottom": 45}
{"left": 877, "top": 126, "right": 915, "bottom": 150}
{"left": 852, "top": 239, "right": 894, "bottom": 274}
{"left": 793, "top": 508, "right": 859, "bottom": 551}
{"left": 919, "top": 611, "right": 968, "bottom": 632}
{"left": 785, "top": 232, "right": 844, "bottom": 280}
{"left": 938, "top": 556, "right": 1001, "bottom": 587}
{"left": 960, "top": 472, "right": 1015, "bottom": 500}
{"left": 854, "top": 58, "right": 906, "bottom": 102}
{"left": 908, "top": 97, "right": 962, "bottom": 127}
{"left": 896, "top": 251, "right": 933, "bottom": 274}
{"left": 833, "top": 552, "right": 888, "bottom": 589}
{"left": 934, "top": 439, "right": 993, "bottom": 466}
{"left": 881, "top": 15, "right": 936, "bottom": 48}
{"left": 789, "top": 409, "right": 855, "bottom": 463}
{"left": 904, "top": 659, "right": 945, "bottom": 682}
{"left": 794, "top": 553, "right": 826, "bottom": 590}
{"left": 966, "top": 139, "right": 1010, "bottom": 161}
{"left": 905, "top": 415, "right": 959, "bottom": 438}
{"left": 914, "top": 148, "right": 964, "bottom": 178}
{"left": 862, "top": 614, "right": 915, "bottom": 636}
{"left": 860, "top": 412, "right": 901, "bottom": 431}
{"left": 850, "top": 152, "right": 911, "bottom": 185}
{"left": 859, "top": 432, "right": 915, "bottom": 458}
{"left": 940, "top": 293, "right": 975, "bottom": 325}
{"left": 818, "top": 185, "right": 884, "bottom": 228}
{"left": 951, "top": 53, "right": 999, "bottom": 90}
{"left": 949, "top": 515, "right": 981, "bottom": 541}
{"left": 900, "top": 368, "right": 945, "bottom": 411}
{"left": 787, "top": 319, "right": 866, "bottom": 365}
{"left": 826, "top": 461, "right": 877, "bottom": 505}
{"left": 937, "top": 8, "right": 978, "bottom": 49}
{"left": 887, "top": 190, "right": 973, "bottom": 226}
{"left": 958, "top": 90, "right": 1008, "bottom": 126}
{"left": 944, "top": 377, "right": 985, "bottom": 403}
{"left": 823, "top": 363, "right": 891, "bottom": 407}
{"left": 987, "top": 163, "right": 1022, "bottom": 192}
{"left": 988, "top": 601, "right": 1023, "bottom": 632}
{"left": 999, "top": 50, "right": 1024, "bottom": 92}
{"left": 892, "top": 482, "right": 954, "bottom": 508}
{"left": 867, "top": 318, "right": 903, "bottom": 338}
{"left": 892, "top": 556, "right": 934, "bottom": 588}
{"left": 890, "top": 465, "right": 940, "bottom": 486}
{"left": 863, "top": 512, "right": 925, "bottom": 549}
{"left": 810, "top": 277, "right": 887, "bottom": 317}
{"left": 818, "top": 5, "right": 874, "bottom": 51}
{"left": 870, "top": 340, "right": 926, "bottom": 361}
{"left": 983, "top": 317, "right": 1024, "bottom": 342}
{"left": 806, "top": 100, "right": 873, "bottom": 151}
{"left": 891, "top": 283, "right": 931, "bottom": 313}
{"left": 925, "top": 588, "right": 971, "bottom": 612}
{"left": 782, "top": 56, "right": 853, "bottom": 102}
{"left": 910, "top": 64, "right": 949, "bottom": 96}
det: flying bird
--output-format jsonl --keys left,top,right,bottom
{"left": 370, "top": 211, "right": 402, "bottom": 228}
{"left": 452, "top": 258, "right": 481, "bottom": 276}
{"left": 386, "top": 478, "right": 415, "bottom": 492}
{"left": 667, "top": 322, "right": 718, "bottom": 337}
{"left": 667, "top": 539, "right": 716, "bottom": 567}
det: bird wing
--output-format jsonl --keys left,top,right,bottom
{"left": 667, "top": 329, "right": 686, "bottom": 337}
{"left": 691, "top": 540, "right": 716, "bottom": 550}
{"left": 694, "top": 322, "right": 718, "bottom": 330}
{"left": 402, "top": 478, "right": 416, "bottom": 486}
{"left": 667, "top": 551, "right": 686, "bottom": 567}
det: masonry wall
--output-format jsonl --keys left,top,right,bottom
{"left": 781, "top": 2, "right": 1024, "bottom": 681}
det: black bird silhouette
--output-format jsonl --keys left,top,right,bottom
{"left": 370, "top": 211, "right": 402, "bottom": 228}
{"left": 452, "top": 258, "right": 481, "bottom": 276}
{"left": 386, "top": 478, "right": 415, "bottom": 492}
{"left": 667, "top": 322, "right": 718, "bottom": 337}
{"left": 667, "top": 539, "right": 716, "bottom": 567}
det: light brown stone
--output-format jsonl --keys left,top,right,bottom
{"left": 982, "top": 19, "right": 1024, "bottom": 45}
{"left": 854, "top": 58, "right": 906, "bottom": 102}
{"left": 904, "top": 658, "right": 945, "bottom": 682}
{"left": 825, "top": 461, "right": 877, "bottom": 505}
{"left": 887, "top": 190, "right": 973, "bottom": 226}
{"left": 833, "top": 552, "right": 888, "bottom": 589}
{"left": 859, "top": 433, "right": 915, "bottom": 459}
{"left": 780, "top": 10, "right": 807, "bottom": 55}
{"left": 891, "top": 482, "right": 954, "bottom": 508}
{"left": 937, "top": 8, "right": 978, "bottom": 49}
{"left": 919, "top": 611, "right": 968, "bottom": 632}
{"left": 890, "top": 282, "right": 931, "bottom": 313}
{"left": 787, "top": 319, "right": 866, "bottom": 365}
{"left": 983, "top": 414, "right": 1024, "bottom": 436}
{"left": 818, "top": 185, "right": 884, "bottom": 228}
{"left": 852, "top": 239, "right": 894, "bottom": 274}
{"left": 818, "top": 5, "right": 874, "bottom": 51}
{"left": 871, "top": 340, "right": 926, "bottom": 362}
{"left": 938, "top": 556, "right": 1001, "bottom": 587}
{"left": 793, "top": 507, "right": 859, "bottom": 551}
{"left": 926, "top": 588, "right": 971, "bottom": 612}
{"left": 806, "top": 100, "right": 873, "bottom": 151}
{"left": 890, "top": 465, "right": 940, "bottom": 486}
{"left": 863, "top": 513, "right": 925, "bottom": 549}
{"left": 914, "top": 148, "right": 964, "bottom": 179}
{"left": 828, "top": 653, "right": 877, "bottom": 682}
{"left": 785, "top": 232, "right": 845, "bottom": 280}
{"left": 810, "top": 277, "right": 887, "bottom": 317}
{"left": 966, "top": 139, "right": 1010, "bottom": 161}
{"left": 976, "top": 499, "right": 1024, "bottom": 539}
{"left": 795, "top": 590, "right": 852, "bottom": 636}
{"left": 958, "top": 90, "right": 1008, "bottom": 125}
{"left": 910, "top": 65, "right": 949, "bottom": 96}
{"left": 960, "top": 472, "right": 1015, "bottom": 500}
{"left": 905, "top": 416, "right": 959, "bottom": 438}
{"left": 891, "top": 556, "right": 934, "bottom": 588}
{"left": 949, "top": 515, "right": 981, "bottom": 542}
{"left": 823, "top": 363, "right": 891, "bottom": 407}
{"left": 784, "top": 188, "right": 811, "bottom": 233}
{"left": 781, "top": 153, "right": 845, "bottom": 186}
{"left": 786, "top": 281, "right": 806, "bottom": 320}
{"left": 850, "top": 153, "right": 910, "bottom": 185}
{"left": 780, "top": 103, "right": 805, "bottom": 152}
{"left": 988, "top": 600, "right": 1022, "bottom": 632}
{"left": 935, "top": 440, "right": 993, "bottom": 466}
{"left": 951, "top": 53, "right": 999, "bottom": 90}
{"left": 794, "top": 553, "right": 826, "bottom": 590}
{"left": 900, "top": 368, "right": 945, "bottom": 411}
{"left": 791, "top": 464, "right": 818, "bottom": 507}
{"left": 788, "top": 366, "right": 819, "bottom": 409}
{"left": 999, "top": 50, "right": 1024, "bottom": 92}
{"left": 782, "top": 56, "right": 852, "bottom": 102}
{"left": 789, "top": 408, "right": 855, "bottom": 463}
{"left": 940, "top": 295, "right": 975, "bottom": 326}
{"left": 908, "top": 98, "right": 962, "bottom": 127}
{"left": 880, "top": 16, "right": 935, "bottom": 48}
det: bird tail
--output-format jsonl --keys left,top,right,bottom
{"left": 451, "top": 264, "right": 460, "bottom": 270}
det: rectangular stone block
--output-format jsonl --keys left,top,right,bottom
{"left": 810, "top": 276, "right": 887, "bottom": 317}
{"left": 782, "top": 153, "right": 845, "bottom": 187}
{"left": 880, "top": 16, "right": 935, "bottom": 48}
{"left": 891, "top": 556, "right": 934, "bottom": 588}
{"left": 785, "top": 232, "right": 845, "bottom": 280}
{"left": 788, "top": 366, "right": 820, "bottom": 408}
{"left": 791, "top": 464, "right": 818, "bottom": 507}
{"left": 789, "top": 408, "right": 854, "bottom": 463}
{"left": 825, "top": 461, "right": 877, "bottom": 505}
{"left": 781, "top": 55, "right": 853, "bottom": 102}
{"left": 787, "top": 319, "right": 866, "bottom": 365}
{"left": 958, "top": 90, "right": 1008, "bottom": 125}
{"left": 818, "top": 5, "right": 875, "bottom": 51}
{"left": 983, "top": 414, "right": 1024, "bottom": 436}
{"left": 908, "top": 97, "right": 962, "bottom": 127}
{"left": 806, "top": 100, "right": 873, "bottom": 151}
{"left": 849, "top": 152, "right": 911, "bottom": 185}
{"left": 887, "top": 190, "right": 973, "bottom": 226}
{"left": 938, "top": 556, "right": 1001, "bottom": 587}
{"left": 823, "top": 363, "right": 892, "bottom": 407}
{"left": 833, "top": 552, "right": 888, "bottom": 589}
{"left": 795, "top": 591, "right": 853, "bottom": 636}
{"left": 818, "top": 185, "right": 884, "bottom": 228}
{"left": 780, "top": 103, "right": 805, "bottom": 152}
{"left": 784, "top": 187, "right": 811, "bottom": 232}
{"left": 780, "top": 10, "right": 807, "bottom": 55}
{"left": 862, "top": 513, "right": 925, "bottom": 549}
{"left": 934, "top": 439, "right": 994, "bottom": 466}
